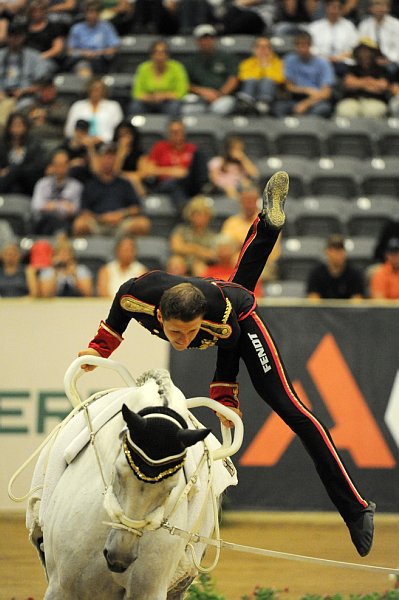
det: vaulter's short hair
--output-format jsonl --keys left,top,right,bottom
{"left": 159, "top": 283, "right": 207, "bottom": 322}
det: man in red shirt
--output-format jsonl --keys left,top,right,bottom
{"left": 370, "top": 237, "right": 399, "bottom": 300}
{"left": 140, "top": 118, "right": 207, "bottom": 211}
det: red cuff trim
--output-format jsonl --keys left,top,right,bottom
{"left": 88, "top": 321, "right": 123, "bottom": 358}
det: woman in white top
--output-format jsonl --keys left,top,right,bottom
{"left": 64, "top": 77, "right": 123, "bottom": 143}
{"left": 97, "top": 235, "right": 148, "bottom": 297}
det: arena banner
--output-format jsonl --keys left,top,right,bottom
{"left": 0, "top": 299, "right": 168, "bottom": 511}
{"left": 170, "top": 304, "right": 399, "bottom": 513}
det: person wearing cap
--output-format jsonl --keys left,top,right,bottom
{"left": 72, "top": 141, "right": 151, "bottom": 238}
{"left": 0, "top": 19, "right": 48, "bottom": 115}
{"left": 183, "top": 24, "right": 238, "bottom": 116}
{"left": 78, "top": 171, "right": 376, "bottom": 558}
{"left": 358, "top": 0, "right": 399, "bottom": 72}
{"left": 370, "top": 237, "right": 399, "bottom": 299}
{"left": 334, "top": 37, "right": 391, "bottom": 118}
{"left": 307, "top": 234, "right": 365, "bottom": 300}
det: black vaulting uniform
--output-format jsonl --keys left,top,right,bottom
{"left": 88, "top": 215, "right": 369, "bottom": 525}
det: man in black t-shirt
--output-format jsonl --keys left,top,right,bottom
{"left": 307, "top": 233, "right": 365, "bottom": 299}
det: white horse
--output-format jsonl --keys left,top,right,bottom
{"left": 27, "top": 357, "right": 242, "bottom": 600}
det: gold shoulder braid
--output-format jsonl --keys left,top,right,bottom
{"left": 199, "top": 298, "right": 232, "bottom": 349}
{"left": 120, "top": 295, "right": 155, "bottom": 316}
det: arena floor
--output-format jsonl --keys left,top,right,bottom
{"left": 1, "top": 511, "right": 398, "bottom": 600}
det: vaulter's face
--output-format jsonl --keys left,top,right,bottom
{"left": 157, "top": 311, "right": 202, "bottom": 351}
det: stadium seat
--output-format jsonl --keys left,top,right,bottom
{"left": 256, "top": 155, "right": 310, "bottom": 198}
{"left": 218, "top": 35, "right": 253, "bottom": 60}
{"left": 72, "top": 236, "right": 115, "bottom": 277}
{"left": 182, "top": 115, "right": 223, "bottom": 159}
{"left": 374, "top": 117, "right": 399, "bottom": 157}
{"left": 361, "top": 157, "right": 399, "bottom": 197}
{"left": 102, "top": 73, "right": 133, "bottom": 111}
{"left": 54, "top": 73, "right": 86, "bottom": 103}
{"left": 278, "top": 237, "right": 325, "bottom": 282}
{"left": 0, "top": 219, "right": 15, "bottom": 247}
{"left": 308, "top": 157, "right": 362, "bottom": 199}
{"left": 289, "top": 196, "right": 348, "bottom": 237}
{"left": 142, "top": 194, "right": 178, "bottom": 237}
{"left": 210, "top": 195, "right": 239, "bottom": 230}
{"left": 346, "top": 196, "right": 397, "bottom": 238}
{"left": 344, "top": 236, "right": 375, "bottom": 272}
{"left": 112, "top": 35, "right": 158, "bottom": 72}
{"left": 263, "top": 279, "right": 306, "bottom": 298}
{"left": 136, "top": 236, "right": 170, "bottom": 270}
{"left": 130, "top": 114, "right": 168, "bottom": 152}
{"left": 0, "top": 194, "right": 32, "bottom": 236}
{"left": 271, "top": 116, "right": 329, "bottom": 159}
{"left": 223, "top": 116, "right": 271, "bottom": 159}
{"left": 327, "top": 117, "right": 377, "bottom": 159}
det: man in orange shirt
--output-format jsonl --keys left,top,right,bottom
{"left": 370, "top": 237, "right": 399, "bottom": 299}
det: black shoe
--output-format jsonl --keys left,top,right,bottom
{"left": 261, "top": 170, "right": 289, "bottom": 229}
{"left": 347, "top": 501, "right": 376, "bottom": 557}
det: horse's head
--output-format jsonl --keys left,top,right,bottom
{"left": 103, "top": 398, "right": 210, "bottom": 575}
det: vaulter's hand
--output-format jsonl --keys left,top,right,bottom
{"left": 78, "top": 348, "right": 101, "bottom": 371}
{"left": 216, "top": 406, "right": 243, "bottom": 429}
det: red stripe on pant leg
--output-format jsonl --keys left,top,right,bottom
{"left": 251, "top": 312, "right": 368, "bottom": 507}
{"left": 228, "top": 217, "right": 260, "bottom": 282}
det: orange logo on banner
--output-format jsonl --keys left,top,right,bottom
{"left": 240, "top": 333, "right": 396, "bottom": 468}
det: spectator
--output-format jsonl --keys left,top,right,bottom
{"left": 64, "top": 78, "right": 123, "bottom": 143}
{"left": 202, "top": 233, "right": 264, "bottom": 297}
{"left": 221, "top": 182, "right": 281, "bottom": 282}
{"left": 307, "top": 233, "right": 365, "bottom": 299}
{"left": 183, "top": 24, "right": 238, "bottom": 116}
{"left": 72, "top": 142, "right": 151, "bottom": 237}
{"left": 169, "top": 194, "right": 218, "bottom": 275}
{"left": 208, "top": 135, "right": 259, "bottom": 201}
{"left": 0, "top": 241, "right": 38, "bottom": 297}
{"left": 373, "top": 219, "right": 399, "bottom": 262}
{"left": 67, "top": 0, "right": 120, "bottom": 77}
{"left": 237, "top": 35, "right": 285, "bottom": 115}
{"left": 0, "top": 111, "right": 45, "bottom": 194}
{"left": 112, "top": 120, "right": 146, "bottom": 197}
{"left": 370, "top": 237, "right": 399, "bottom": 299}
{"left": 60, "top": 118, "right": 98, "bottom": 183}
{"left": 25, "top": 0, "right": 66, "bottom": 75}
{"left": 97, "top": 235, "right": 148, "bottom": 297}
{"left": 220, "top": 0, "right": 276, "bottom": 35}
{"left": 334, "top": 37, "right": 390, "bottom": 118}
{"left": 273, "top": 30, "right": 335, "bottom": 118}
{"left": 140, "top": 118, "right": 208, "bottom": 210}
{"left": 105, "top": 0, "right": 136, "bottom": 35}
{"left": 273, "top": 0, "right": 324, "bottom": 35}
{"left": 308, "top": 0, "right": 359, "bottom": 76}
{"left": 0, "top": 0, "right": 28, "bottom": 45}
{"left": 358, "top": 0, "right": 399, "bottom": 73}
{"left": 166, "top": 253, "right": 189, "bottom": 275}
{"left": 31, "top": 149, "right": 83, "bottom": 235}
{"left": 0, "top": 19, "right": 48, "bottom": 123}
{"left": 47, "top": 0, "right": 78, "bottom": 33}
{"left": 23, "top": 77, "right": 70, "bottom": 139}
{"left": 129, "top": 40, "right": 188, "bottom": 117}
{"left": 39, "top": 235, "right": 94, "bottom": 297}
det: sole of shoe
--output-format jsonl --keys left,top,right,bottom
{"left": 262, "top": 170, "right": 289, "bottom": 229}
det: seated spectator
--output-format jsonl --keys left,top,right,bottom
{"left": 220, "top": 0, "right": 275, "bottom": 35}
{"left": 60, "top": 118, "right": 98, "bottom": 183}
{"left": 106, "top": 0, "right": 136, "bottom": 35}
{"left": 31, "top": 149, "right": 83, "bottom": 235}
{"left": 373, "top": 219, "right": 399, "bottom": 262}
{"left": 97, "top": 235, "right": 148, "bottom": 297}
{"left": 334, "top": 38, "right": 390, "bottom": 118}
{"left": 47, "top": 0, "right": 78, "bottom": 33}
{"left": 67, "top": 0, "right": 120, "bottom": 77}
{"left": 39, "top": 235, "right": 94, "bottom": 297}
{"left": 129, "top": 40, "right": 188, "bottom": 117}
{"left": 273, "top": 30, "right": 335, "bottom": 118}
{"left": 237, "top": 35, "right": 285, "bottom": 115}
{"left": 308, "top": 0, "right": 359, "bottom": 76}
{"left": 64, "top": 78, "right": 123, "bottom": 143}
{"left": 370, "top": 237, "right": 399, "bottom": 299}
{"left": 72, "top": 142, "right": 151, "bottom": 237}
{"left": 112, "top": 120, "right": 146, "bottom": 197}
{"left": 221, "top": 182, "right": 280, "bottom": 282}
{"left": 358, "top": 0, "right": 399, "bottom": 74}
{"left": 0, "top": 112, "right": 45, "bottom": 194}
{"left": 0, "top": 19, "right": 48, "bottom": 123}
{"left": 307, "top": 233, "right": 365, "bottom": 299}
{"left": 201, "top": 233, "right": 263, "bottom": 297}
{"left": 25, "top": 0, "right": 66, "bottom": 75}
{"left": 208, "top": 135, "right": 259, "bottom": 201}
{"left": 273, "top": 0, "right": 323, "bottom": 35}
{"left": 140, "top": 118, "right": 208, "bottom": 210}
{"left": 0, "top": 241, "right": 38, "bottom": 297}
{"left": 166, "top": 253, "right": 189, "bottom": 275}
{"left": 183, "top": 24, "right": 238, "bottom": 117}
{"left": 0, "top": 0, "right": 28, "bottom": 45}
{"left": 169, "top": 195, "right": 218, "bottom": 276}
{"left": 23, "top": 77, "right": 70, "bottom": 139}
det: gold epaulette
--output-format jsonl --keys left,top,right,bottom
{"left": 120, "top": 295, "right": 155, "bottom": 316}
{"left": 199, "top": 298, "right": 232, "bottom": 343}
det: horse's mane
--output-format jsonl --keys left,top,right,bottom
{"left": 135, "top": 369, "right": 174, "bottom": 408}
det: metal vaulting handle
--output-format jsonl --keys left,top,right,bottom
{"left": 64, "top": 356, "right": 136, "bottom": 407}
{"left": 186, "top": 397, "right": 244, "bottom": 461}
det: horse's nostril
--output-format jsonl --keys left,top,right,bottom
{"left": 103, "top": 548, "right": 128, "bottom": 573}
